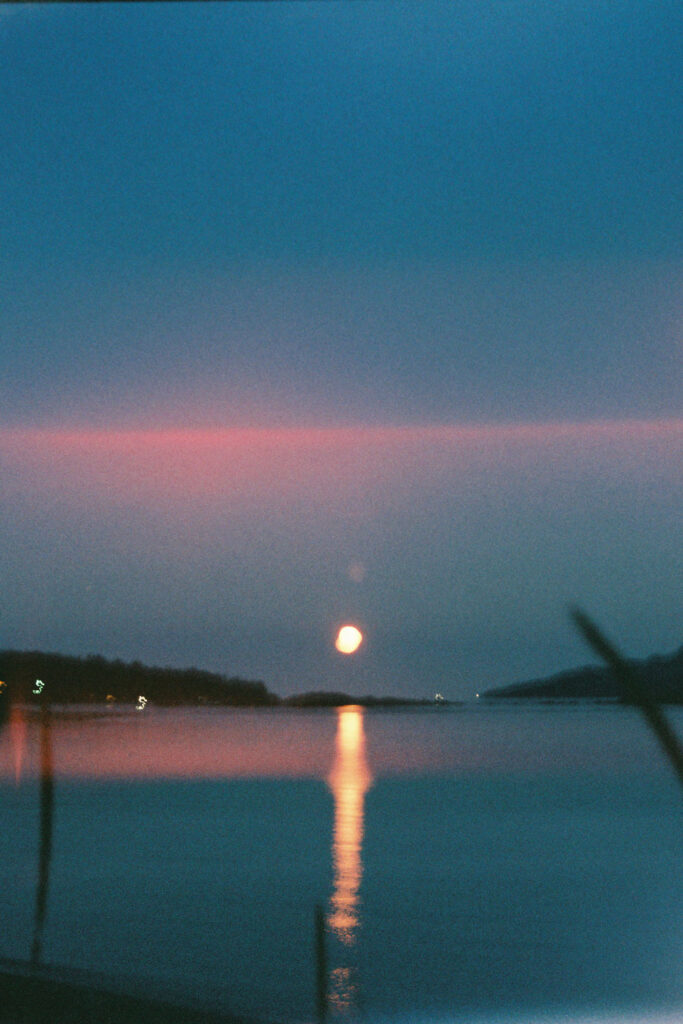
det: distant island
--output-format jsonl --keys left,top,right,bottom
{"left": 283, "top": 690, "right": 438, "bottom": 708}
{"left": 484, "top": 646, "right": 683, "bottom": 704}
{"left": 0, "top": 649, "right": 437, "bottom": 709}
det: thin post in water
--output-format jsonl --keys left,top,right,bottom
{"left": 315, "top": 903, "right": 328, "bottom": 1023}
{"left": 31, "top": 699, "right": 54, "bottom": 965}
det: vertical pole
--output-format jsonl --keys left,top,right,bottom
{"left": 315, "top": 903, "right": 327, "bottom": 1023}
{"left": 31, "top": 700, "right": 54, "bottom": 966}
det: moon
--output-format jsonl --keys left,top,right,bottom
{"left": 335, "top": 624, "right": 363, "bottom": 655}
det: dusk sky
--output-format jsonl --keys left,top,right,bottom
{"left": 1, "top": 1, "right": 681, "bottom": 698}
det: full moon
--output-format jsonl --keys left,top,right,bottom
{"left": 335, "top": 624, "right": 363, "bottom": 654}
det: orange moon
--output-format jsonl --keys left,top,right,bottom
{"left": 335, "top": 625, "right": 363, "bottom": 654}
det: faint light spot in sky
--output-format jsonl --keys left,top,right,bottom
{"left": 347, "top": 562, "right": 366, "bottom": 583}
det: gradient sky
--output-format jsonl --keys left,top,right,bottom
{"left": 1, "top": 2, "right": 681, "bottom": 697}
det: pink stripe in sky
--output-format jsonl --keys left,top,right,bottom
{"left": 1, "top": 418, "right": 679, "bottom": 512}
{"left": 1, "top": 417, "right": 680, "bottom": 449}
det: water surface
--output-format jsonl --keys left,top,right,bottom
{"left": 1, "top": 703, "right": 681, "bottom": 1023}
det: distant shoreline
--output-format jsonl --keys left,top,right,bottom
{"left": 0, "top": 649, "right": 457, "bottom": 710}
{"left": 483, "top": 645, "right": 683, "bottom": 705}
{"left": 1, "top": 644, "right": 681, "bottom": 710}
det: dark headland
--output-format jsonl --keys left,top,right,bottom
{"left": 0, "top": 650, "right": 277, "bottom": 707}
{"left": 484, "top": 646, "right": 683, "bottom": 704}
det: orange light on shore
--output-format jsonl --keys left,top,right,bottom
{"left": 335, "top": 625, "right": 363, "bottom": 654}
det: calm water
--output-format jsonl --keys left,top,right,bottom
{"left": 0, "top": 703, "right": 681, "bottom": 1024}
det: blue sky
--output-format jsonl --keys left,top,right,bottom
{"left": 0, "top": 2, "right": 680, "bottom": 696}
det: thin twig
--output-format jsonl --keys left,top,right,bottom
{"left": 571, "top": 608, "right": 683, "bottom": 789}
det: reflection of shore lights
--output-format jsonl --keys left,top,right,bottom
{"left": 335, "top": 625, "right": 363, "bottom": 654}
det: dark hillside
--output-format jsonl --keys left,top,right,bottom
{"left": 0, "top": 650, "right": 279, "bottom": 706}
{"left": 485, "top": 646, "right": 683, "bottom": 703}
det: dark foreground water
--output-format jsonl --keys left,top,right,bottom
{"left": 1, "top": 703, "right": 681, "bottom": 1023}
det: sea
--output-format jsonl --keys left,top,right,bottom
{"left": 0, "top": 702, "right": 681, "bottom": 1024}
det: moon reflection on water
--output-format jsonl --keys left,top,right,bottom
{"left": 327, "top": 705, "right": 374, "bottom": 1013}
